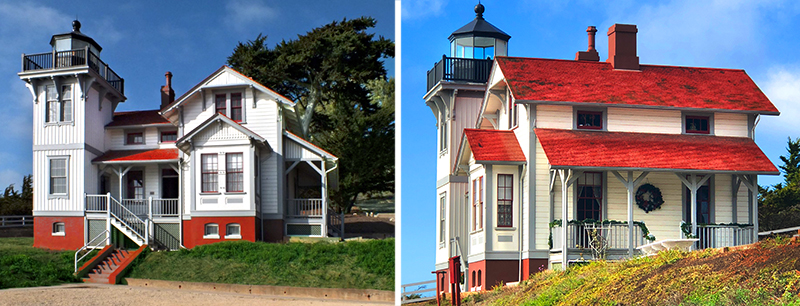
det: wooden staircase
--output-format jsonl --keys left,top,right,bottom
{"left": 83, "top": 249, "right": 131, "bottom": 283}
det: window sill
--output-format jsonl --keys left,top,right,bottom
{"left": 470, "top": 228, "right": 484, "bottom": 235}
{"left": 48, "top": 195, "right": 69, "bottom": 200}
{"left": 202, "top": 235, "right": 220, "bottom": 239}
{"left": 225, "top": 191, "right": 246, "bottom": 195}
{"left": 44, "top": 122, "right": 74, "bottom": 127}
{"left": 200, "top": 192, "right": 221, "bottom": 195}
{"left": 438, "top": 242, "right": 445, "bottom": 249}
{"left": 51, "top": 232, "right": 65, "bottom": 236}
{"left": 225, "top": 235, "right": 242, "bottom": 239}
{"left": 438, "top": 149, "right": 448, "bottom": 157}
{"left": 495, "top": 227, "right": 516, "bottom": 231}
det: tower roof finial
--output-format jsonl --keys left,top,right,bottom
{"left": 72, "top": 19, "right": 81, "bottom": 32}
{"left": 475, "top": 2, "right": 485, "bottom": 19}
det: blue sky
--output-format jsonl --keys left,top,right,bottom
{"left": 0, "top": 0, "right": 393, "bottom": 190}
{"left": 400, "top": 0, "right": 800, "bottom": 286}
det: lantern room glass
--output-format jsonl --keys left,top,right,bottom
{"left": 451, "top": 36, "right": 507, "bottom": 59}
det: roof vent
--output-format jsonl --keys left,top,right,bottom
{"left": 575, "top": 26, "right": 600, "bottom": 61}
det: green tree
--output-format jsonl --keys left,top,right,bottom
{"left": 0, "top": 175, "right": 33, "bottom": 216}
{"left": 227, "top": 17, "right": 394, "bottom": 213}
{"left": 759, "top": 137, "right": 800, "bottom": 231}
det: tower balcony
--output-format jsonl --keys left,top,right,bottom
{"left": 426, "top": 55, "right": 493, "bottom": 92}
{"left": 21, "top": 47, "right": 124, "bottom": 94}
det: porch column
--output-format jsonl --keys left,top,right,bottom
{"left": 556, "top": 169, "right": 582, "bottom": 269}
{"left": 676, "top": 173, "right": 712, "bottom": 248}
{"left": 321, "top": 160, "right": 327, "bottom": 237}
{"left": 612, "top": 171, "right": 649, "bottom": 258}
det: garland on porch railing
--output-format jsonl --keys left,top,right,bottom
{"left": 636, "top": 183, "right": 664, "bottom": 213}
{"left": 679, "top": 221, "right": 754, "bottom": 239}
{"left": 548, "top": 219, "right": 656, "bottom": 249}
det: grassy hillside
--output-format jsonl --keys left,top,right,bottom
{"left": 438, "top": 238, "right": 800, "bottom": 306}
{"left": 0, "top": 238, "right": 78, "bottom": 289}
{"left": 127, "top": 239, "right": 394, "bottom": 291}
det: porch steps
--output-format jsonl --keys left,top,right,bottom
{"left": 109, "top": 217, "right": 147, "bottom": 246}
{"left": 83, "top": 249, "right": 131, "bottom": 284}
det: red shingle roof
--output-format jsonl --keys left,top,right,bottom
{"left": 463, "top": 129, "right": 526, "bottom": 162}
{"left": 92, "top": 149, "right": 179, "bottom": 163}
{"left": 535, "top": 129, "right": 778, "bottom": 174}
{"left": 496, "top": 57, "right": 779, "bottom": 114}
{"left": 107, "top": 110, "right": 170, "bottom": 127}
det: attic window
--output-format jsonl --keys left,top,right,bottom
{"left": 577, "top": 111, "right": 602, "bottom": 130}
{"left": 685, "top": 116, "right": 710, "bottom": 134}
{"left": 126, "top": 132, "right": 143, "bottom": 145}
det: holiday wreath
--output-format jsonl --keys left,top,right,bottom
{"left": 636, "top": 183, "right": 664, "bottom": 213}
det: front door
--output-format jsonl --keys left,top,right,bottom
{"left": 126, "top": 171, "right": 144, "bottom": 199}
{"left": 685, "top": 180, "right": 711, "bottom": 248}
{"left": 576, "top": 172, "right": 603, "bottom": 248}
{"left": 161, "top": 168, "right": 179, "bottom": 199}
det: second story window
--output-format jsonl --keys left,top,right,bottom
{"left": 226, "top": 153, "right": 244, "bottom": 192}
{"left": 439, "top": 119, "right": 448, "bottom": 152}
{"left": 685, "top": 116, "right": 710, "bottom": 134}
{"left": 201, "top": 154, "right": 218, "bottom": 193}
{"left": 577, "top": 111, "right": 603, "bottom": 130}
{"left": 126, "top": 132, "right": 143, "bottom": 145}
{"left": 439, "top": 193, "right": 446, "bottom": 244}
{"left": 160, "top": 130, "right": 177, "bottom": 143}
{"left": 45, "top": 85, "right": 72, "bottom": 123}
{"left": 215, "top": 92, "right": 244, "bottom": 122}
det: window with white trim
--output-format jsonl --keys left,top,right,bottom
{"left": 126, "top": 132, "right": 144, "bottom": 145}
{"left": 472, "top": 176, "right": 484, "bottom": 231}
{"left": 160, "top": 130, "right": 177, "bottom": 143}
{"left": 215, "top": 92, "right": 244, "bottom": 122}
{"left": 497, "top": 174, "right": 513, "bottom": 227}
{"left": 52, "top": 222, "right": 65, "bottom": 236}
{"left": 226, "top": 153, "right": 244, "bottom": 192}
{"left": 203, "top": 223, "right": 219, "bottom": 238}
{"left": 49, "top": 157, "right": 68, "bottom": 196}
{"left": 225, "top": 223, "right": 241, "bottom": 239}
{"left": 439, "top": 119, "right": 448, "bottom": 152}
{"left": 45, "top": 85, "right": 72, "bottom": 123}
{"left": 439, "top": 193, "right": 446, "bottom": 245}
{"left": 201, "top": 154, "right": 218, "bottom": 193}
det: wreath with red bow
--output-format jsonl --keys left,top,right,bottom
{"left": 636, "top": 183, "right": 664, "bottom": 213}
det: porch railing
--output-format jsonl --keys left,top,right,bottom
{"left": 85, "top": 194, "right": 108, "bottom": 212}
{"left": 152, "top": 199, "right": 179, "bottom": 217}
{"left": 683, "top": 224, "right": 755, "bottom": 249}
{"left": 287, "top": 198, "right": 323, "bottom": 217}
{"left": 22, "top": 48, "right": 124, "bottom": 94}
{"left": 551, "top": 222, "right": 645, "bottom": 251}
{"left": 426, "top": 56, "right": 493, "bottom": 91}
{"left": 327, "top": 207, "right": 344, "bottom": 237}
{"left": 86, "top": 195, "right": 179, "bottom": 219}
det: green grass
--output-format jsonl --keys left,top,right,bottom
{"left": 127, "top": 238, "right": 394, "bottom": 291}
{"left": 0, "top": 237, "right": 79, "bottom": 289}
{"left": 442, "top": 238, "right": 800, "bottom": 306}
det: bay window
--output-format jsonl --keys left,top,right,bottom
{"left": 201, "top": 154, "right": 218, "bottom": 193}
{"left": 497, "top": 174, "right": 513, "bottom": 227}
{"left": 226, "top": 153, "right": 244, "bottom": 192}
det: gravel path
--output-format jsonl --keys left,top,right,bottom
{"left": 0, "top": 283, "right": 393, "bottom": 306}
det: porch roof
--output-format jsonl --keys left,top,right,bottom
{"left": 535, "top": 128, "right": 779, "bottom": 175}
{"left": 92, "top": 148, "right": 179, "bottom": 164}
{"left": 455, "top": 129, "right": 526, "bottom": 172}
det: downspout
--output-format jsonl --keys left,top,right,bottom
{"left": 518, "top": 164, "right": 525, "bottom": 282}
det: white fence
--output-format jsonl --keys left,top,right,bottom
{"left": 552, "top": 222, "right": 645, "bottom": 251}
{"left": 287, "top": 198, "right": 323, "bottom": 217}
{"left": 0, "top": 215, "right": 33, "bottom": 228}
{"left": 684, "top": 224, "right": 754, "bottom": 249}
{"left": 401, "top": 279, "right": 437, "bottom": 304}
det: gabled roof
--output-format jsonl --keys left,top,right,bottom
{"left": 106, "top": 110, "right": 171, "bottom": 128}
{"left": 495, "top": 57, "right": 779, "bottom": 115}
{"left": 175, "top": 112, "right": 270, "bottom": 152}
{"left": 160, "top": 66, "right": 294, "bottom": 116}
{"left": 455, "top": 129, "right": 526, "bottom": 173}
{"left": 284, "top": 131, "right": 337, "bottom": 160}
{"left": 92, "top": 149, "right": 178, "bottom": 164}
{"left": 535, "top": 128, "right": 779, "bottom": 175}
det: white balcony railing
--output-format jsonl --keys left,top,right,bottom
{"left": 551, "top": 222, "right": 646, "bottom": 251}
{"left": 683, "top": 224, "right": 755, "bottom": 249}
{"left": 287, "top": 198, "right": 323, "bottom": 217}
{"left": 85, "top": 195, "right": 179, "bottom": 219}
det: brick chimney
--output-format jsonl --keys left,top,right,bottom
{"left": 606, "top": 24, "right": 639, "bottom": 70}
{"left": 575, "top": 26, "right": 600, "bottom": 61}
{"left": 160, "top": 71, "right": 175, "bottom": 109}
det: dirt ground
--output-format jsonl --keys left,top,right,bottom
{"left": 0, "top": 283, "right": 392, "bottom": 306}
{"left": 344, "top": 214, "right": 395, "bottom": 239}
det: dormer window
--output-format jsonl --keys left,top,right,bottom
{"left": 577, "top": 111, "right": 603, "bottom": 130}
{"left": 126, "top": 132, "right": 143, "bottom": 145}
{"left": 160, "top": 130, "right": 177, "bottom": 143}
{"left": 685, "top": 116, "right": 710, "bottom": 134}
{"left": 215, "top": 92, "right": 244, "bottom": 122}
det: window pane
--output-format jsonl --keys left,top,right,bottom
{"left": 226, "top": 153, "right": 243, "bottom": 192}
{"left": 205, "top": 224, "right": 218, "bottom": 235}
{"left": 215, "top": 94, "right": 226, "bottom": 115}
{"left": 161, "top": 131, "right": 177, "bottom": 142}
{"left": 201, "top": 154, "right": 218, "bottom": 192}
{"left": 227, "top": 224, "right": 240, "bottom": 236}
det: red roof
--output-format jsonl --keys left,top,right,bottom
{"left": 496, "top": 57, "right": 779, "bottom": 114}
{"left": 107, "top": 110, "right": 170, "bottom": 127}
{"left": 463, "top": 129, "right": 526, "bottom": 162}
{"left": 535, "top": 129, "right": 778, "bottom": 174}
{"left": 93, "top": 149, "right": 179, "bottom": 163}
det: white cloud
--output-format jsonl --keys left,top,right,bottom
{"left": 757, "top": 66, "right": 800, "bottom": 136}
{"left": 224, "top": 0, "right": 279, "bottom": 32}
{"left": 401, "top": 0, "right": 447, "bottom": 20}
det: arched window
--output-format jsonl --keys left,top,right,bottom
{"left": 225, "top": 223, "right": 241, "bottom": 239}
{"left": 52, "top": 222, "right": 65, "bottom": 236}
{"left": 203, "top": 223, "right": 219, "bottom": 239}
{"left": 477, "top": 270, "right": 482, "bottom": 287}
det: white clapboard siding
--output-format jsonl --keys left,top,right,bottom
{"left": 33, "top": 149, "right": 84, "bottom": 212}
{"left": 714, "top": 112, "right": 749, "bottom": 137}
{"left": 607, "top": 107, "right": 682, "bottom": 134}
{"left": 536, "top": 104, "right": 572, "bottom": 129}
{"left": 606, "top": 172, "right": 683, "bottom": 241}
{"left": 534, "top": 140, "right": 552, "bottom": 250}
{"left": 85, "top": 87, "right": 114, "bottom": 151}
{"left": 182, "top": 95, "right": 210, "bottom": 135}
{"left": 715, "top": 175, "right": 734, "bottom": 223}
{"left": 34, "top": 82, "right": 85, "bottom": 146}
{"left": 193, "top": 122, "right": 249, "bottom": 146}
{"left": 450, "top": 182, "right": 470, "bottom": 255}
{"left": 106, "top": 127, "right": 162, "bottom": 150}
{"left": 261, "top": 152, "right": 279, "bottom": 214}
{"left": 284, "top": 138, "right": 322, "bottom": 160}
{"left": 737, "top": 181, "right": 751, "bottom": 224}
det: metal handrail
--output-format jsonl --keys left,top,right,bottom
{"left": 109, "top": 197, "right": 147, "bottom": 243}
{"left": 401, "top": 279, "right": 437, "bottom": 304}
{"left": 74, "top": 229, "right": 109, "bottom": 273}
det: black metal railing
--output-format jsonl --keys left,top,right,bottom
{"left": 22, "top": 48, "right": 124, "bottom": 94}
{"left": 426, "top": 55, "right": 493, "bottom": 91}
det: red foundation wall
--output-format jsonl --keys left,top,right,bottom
{"left": 470, "top": 259, "right": 547, "bottom": 291}
{"left": 182, "top": 216, "right": 256, "bottom": 248}
{"left": 33, "top": 216, "right": 84, "bottom": 250}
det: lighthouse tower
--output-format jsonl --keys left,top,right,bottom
{"left": 19, "top": 20, "right": 125, "bottom": 250}
{"left": 425, "top": 3, "right": 510, "bottom": 293}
